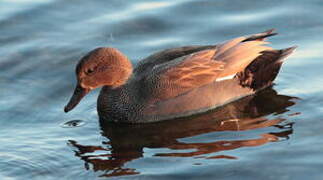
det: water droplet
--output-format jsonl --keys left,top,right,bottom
{"left": 60, "top": 120, "right": 86, "bottom": 128}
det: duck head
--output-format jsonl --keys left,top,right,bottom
{"left": 64, "top": 47, "right": 133, "bottom": 113}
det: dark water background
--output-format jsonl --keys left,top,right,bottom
{"left": 1, "top": 0, "right": 323, "bottom": 179}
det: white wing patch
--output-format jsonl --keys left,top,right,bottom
{"left": 216, "top": 74, "right": 236, "bottom": 82}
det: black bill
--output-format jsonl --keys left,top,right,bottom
{"left": 64, "top": 84, "right": 90, "bottom": 113}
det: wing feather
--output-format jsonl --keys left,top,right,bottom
{"left": 143, "top": 30, "right": 276, "bottom": 101}
{"left": 147, "top": 49, "right": 225, "bottom": 100}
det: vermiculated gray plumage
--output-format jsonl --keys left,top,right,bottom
{"left": 65, "top": 29, "right": 296, "bottom": 123}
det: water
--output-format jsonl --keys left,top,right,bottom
{"left": 1, "top": 0, "right": 323, "bottom": 179}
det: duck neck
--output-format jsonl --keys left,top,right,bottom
{"left": 111, "top": 62, "right": 133, "bottom": 88}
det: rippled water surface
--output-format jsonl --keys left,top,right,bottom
{"left": 1, "top": 0, "right": 323, "bottom": 179}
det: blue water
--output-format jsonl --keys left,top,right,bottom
{"left": 1, "top": 0, "right": 323, "bottom": 179}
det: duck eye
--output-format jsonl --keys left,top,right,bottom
{"left": 85, "top": 68, "right": 95, "bottom": 75}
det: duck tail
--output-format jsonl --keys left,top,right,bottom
{"left": 236, "top": 46, "right": 297, "bottom": 90}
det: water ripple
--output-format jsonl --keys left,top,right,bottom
{"left": 0, "top": 0, "right": 322, "bottom": 179}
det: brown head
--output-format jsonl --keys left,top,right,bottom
{"left": 64, "top": 47, "right": 133, "bottom": 112}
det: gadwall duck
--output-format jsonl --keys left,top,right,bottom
{"left": 64, "top": 29, "right": 296, "bottom": 123}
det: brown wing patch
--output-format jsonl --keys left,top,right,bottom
{"left": 214, "top": 41, "right": 272, "bottom": 78}
{"left": 145, "top": 30, "right": 279, "bottom": 102}
{"left": 155, "top": 49, "right": 225, "bottom": 100}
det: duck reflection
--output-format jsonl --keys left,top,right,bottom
{"left": 68, "top": 88, "right": 298, "bottom": 177}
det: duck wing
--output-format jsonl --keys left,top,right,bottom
{"left": 142, "top": 29, "right": 277, "bottom": 101}
{"left": 134, "top": 45, "right": 217, "bottom": 76}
